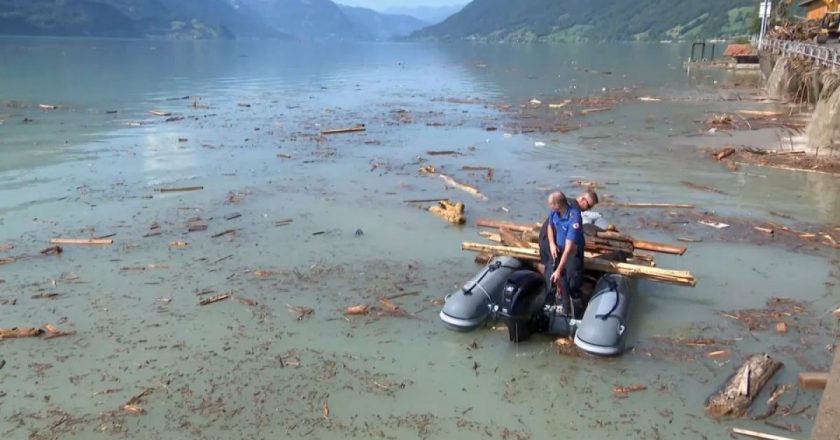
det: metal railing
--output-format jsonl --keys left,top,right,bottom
{"left": 760, "top": 38, "right": 840, "bottom": 68}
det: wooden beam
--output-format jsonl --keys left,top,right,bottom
{"left": 731, "top": 428, "right": 796, "bottom": 440}
{"left": 50, "top": 238, "right": 113, "bottom": 245}
{"left": 475, "top": 218, "right": 539, "bottom": 233}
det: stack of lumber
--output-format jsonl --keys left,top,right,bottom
{"left": 464, "top": 218, "right": 696, "bottom": 287}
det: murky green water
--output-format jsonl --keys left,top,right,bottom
{"left": 0, "top": 38, "right": 838, "bottom": 439}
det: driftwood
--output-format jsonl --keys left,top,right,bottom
{"left": 438, "top": 174, "right": 487, "bottom": 200}
{"left": 429, "top": 200, "right": 466, "bottom": 224}
{"left": 731, "top": 428, "right": 796, "bottom": 440}
{"left": 50, "top": 238, "right": 113, "bottom": 245}
{"left": 121, "top": 389, "right": 153, "bottom": 414}
{"left": 0, "top": 327, "right": 44, "bottom": 339}
{"left": 706, "top": 354, "right": 782, "bottom": 419}
{"left": 155, "top": 186, "right": 203, "bottom": 193}
{"left": 198, "top": 292, "right": 232, "bottom": 306}
{"left": 211, "top": 229, "right": 237, "bottom": 238}
{"left": 321, "top": 125, "right": 365, "bottom": 135}
{"left": 345, "top": 305, "right": 369, "bottom": 316}
{"left": 613, "top": 384, "right": 647, "bottom": 397}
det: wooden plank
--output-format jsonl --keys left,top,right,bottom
{"left": 321, "top": 125, "right": 366, "bottom": 135}
{"left": 155, "top": 186, "right": 203, "bottom": 193}
{"left": 476, "top": 218, "right": 538, "bottom": 233}
{"left": 798, "top": 372, "right": 829, "bottom": 390}
{"left": 51, "top": 238, "right": 113, "bottom": 245}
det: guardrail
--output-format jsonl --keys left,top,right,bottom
{"left": 760, "top": 38, "right": 840, "bottom": 68}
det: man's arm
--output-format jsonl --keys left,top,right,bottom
{"left": 551, "top": 239, "right": 576, "bottom": 283}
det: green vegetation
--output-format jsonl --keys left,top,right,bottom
{"left": 413, "top": 0, "right": 758, "bottom": 42}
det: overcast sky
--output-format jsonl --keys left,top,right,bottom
{"left": 339, "top": 0, "right": 463, "bottom": 10}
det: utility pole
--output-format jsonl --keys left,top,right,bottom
{"left": 758, "top": 0, "right": 772, "bottom": 48}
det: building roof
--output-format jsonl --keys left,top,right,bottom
{"left": 723, "top": 44, "right": 756, "bottom": 57}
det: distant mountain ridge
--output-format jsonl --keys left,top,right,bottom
{"left": 412, "top": 0, "right": 757, "bottom": 42}
{"left": 338, "top": 5, "right": 428, "bottom": 41}
{"left": 382, "top": 4, "right": 465, "bottom": 25}
{"left": 0, "top": 0, "right": 426, "bottom": 40}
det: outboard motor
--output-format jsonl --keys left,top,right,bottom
{"left": 439, "top": 257, "right": 527, "bottom": 331}
{"left": 497, "top": 270, "right": 546, "bottom": 342}
{"left": 573, "top": 274, "right": 632, "bottom": 357}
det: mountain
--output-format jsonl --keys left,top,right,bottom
{"left": 382, "top": 4, "right": 465, "bottom": 25}
{"left": 338, "top": 5, "right": 427, "bottom": 40}
{"left": 231, "top": 0, "right": 361, "bottom": 40}
{"left": 0, "top": 0, "right": 285, "bottom": 39}
{"left": 412, "top": 0, "right": 757, "bottom": 42}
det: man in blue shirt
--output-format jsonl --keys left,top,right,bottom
{"left": 545, "top": 191, "right": 585, "bottom": 315}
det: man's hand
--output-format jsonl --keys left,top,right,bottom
{"left": 550, "top": 244, "right": 559, "bottom": 260}
{"left": 550, "top": 269, "right": 562, "bottom": 285}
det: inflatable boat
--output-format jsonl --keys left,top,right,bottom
{"left": 440, "top": 257, "right": 633, "bottom": 356}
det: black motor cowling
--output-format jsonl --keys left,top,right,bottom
{"left": 497, "top": 270, "right": 545, "bottom": 342}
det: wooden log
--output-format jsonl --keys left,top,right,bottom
{"left": 211, "top": 229, "right": 238, "bottom": 238}
{"left": 798, "top": 372, "right": 829, "bottom": 390}
{"left": 499, "top": 228, "right": 530, "bottom": 248}
{"left": 438, "top": 174, "right": 487, "bottom": 200}
{"left": 187, "top": 221, "right": 207, "bottom": 232}
{"left": 461, "top": 242, "right": 696, "bottom": 287}
{"left": 321, "top": 125, "right": 366, "bottom": 135}
{"left": 429, "top": 200, "right": 465, "bottom": 224}
{"left": 705, "top": 353, "right": 782, "bottom": 419}
{"left": 596, "top": 232, "right": 686, "bottom": 255}
{"left": 199, "top": 292, "right": 232, "bottom": 306}
{"left": 0, "top": 327, "right": 44, "bottom": 339}
{"left": 581, "top": 107, "right": 612, "bottom": 114}
{"left": 634, "top": 241, "right": 686, "bottom": 256}
{"left": 832, "top": 307, "right": 840, "bottom": 319}
{"left": 155, "top": 186, "right": 203, "bottom": 193}
{"left": 149, "top": 110, "right": 171, "bottom": 117}
{"left": 51, "top": 238, "right": 113, "bottom": 245}
{"left": 474, "top": 253, "right": 493, "bottom": 265}
{"left": 610, "top": 202, "right": 695, "bottom": 209}
{"left": 426, "top": 150, "right": 461, "bottom": 156}
{"left": 345, "top": 305, "right": 369, "bottom": 316}
{"left": 731, "top": 428, "right": 796, "bottom": 440}
{"left": 476, "top": 218, "right": 539, "bottom": 233}
{"left": 403, "top": 198, "right": 449, "bottom": 204}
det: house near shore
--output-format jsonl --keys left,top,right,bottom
{"left": 723, "top": 43, "right": 759, "bottom": 64}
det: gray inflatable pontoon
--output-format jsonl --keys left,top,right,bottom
{"left": 440, "top": 260, "right": 633, "bottom": 357}
{"left": 439, "top": 257, "right": 527, "bottom": 331}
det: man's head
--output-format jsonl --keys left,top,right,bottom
{"left": 576, "top": 190, "right": 599, "bottom": 212}
{"left": 548, "top": 191, "right": 568, "bottom": 213}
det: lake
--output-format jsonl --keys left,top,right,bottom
{"left": 0, "top": 38, "right": 837, "bottom": 439}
